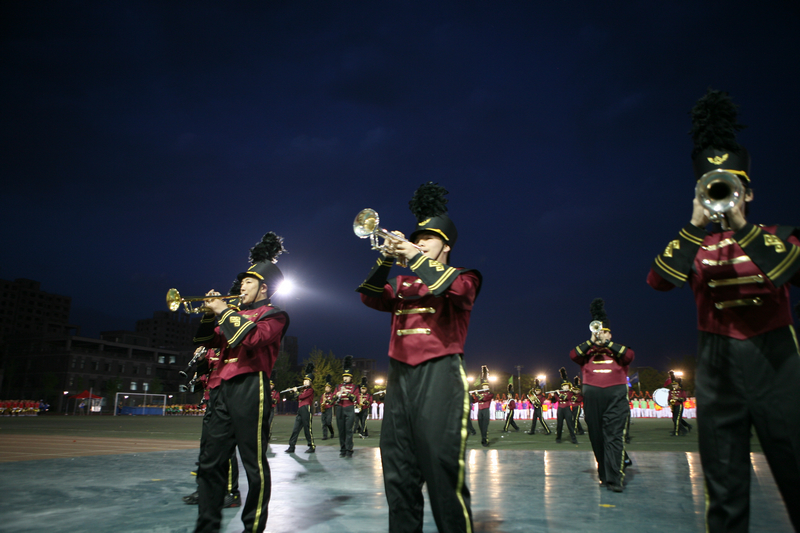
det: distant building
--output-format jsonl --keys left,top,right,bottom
{"left": 352, "top": 357, "right": 377, "bottom": 381}
{"left": 135, "top": 311, "right": 200, "bottom": 350}
{"left": 0, "top": 278, "right": 76, "bottom": 338}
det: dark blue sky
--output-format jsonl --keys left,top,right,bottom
{"left": 2, "top": 2, "right": 799, "bottom": 380}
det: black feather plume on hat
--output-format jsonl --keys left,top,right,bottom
{"left": 325, "top": 374, "right": 332, "bottom": 386}
{"left": 507, "top": 383, "right": 513, "bottom": 394}
{"left": 480, "top": 365, "right": 489, "bottom": 384}
{"left": 590, "top": 298, "right": 608, "bottom": 323}
{"left": 229, "top": 279, "right": 242, "bottom": 296}
{"left": 361, "top": 377, "right": 368, "bottom": 388}
{"left": 669, "top": 370, "right": 676, "bottom": 382}
{"left": 408, "top": 182, "right": 449, "bottom": 222}
{"left": 690, "top": 89, "right": 746, "bottom": 156}
{"left": 250, "top": 232, "right": 286, "bottom": 264}
{"left": 574, "top": 376, "right": 581, "bottom": 386}
{"left": 343, "top": 355, "right": 353, "bottom": 377}
{"left": 559, "top": 367, "right": 568, "bottom": 382}
{"left": 534, "top": 378, "right": 540, "bottom": 389}
{"left": 304, "top": 362, "right": 315, "bottom": 381}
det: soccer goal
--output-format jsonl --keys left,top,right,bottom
{"left": 114, "top": 392, "right": 168, "bottom": 416}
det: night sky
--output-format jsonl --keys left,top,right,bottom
{"left": 3, "top": 2, "right": 799, "bottom": 380}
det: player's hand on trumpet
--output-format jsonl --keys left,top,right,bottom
{"left": 204, "top": 289, "right": 228, "bottom": 315}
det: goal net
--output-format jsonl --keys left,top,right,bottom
{"left": 114, "top": 392, "right": 168, "bottom": 416}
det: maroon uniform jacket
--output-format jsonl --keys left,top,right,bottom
{"left": 669, "top": 388, "right": 687, "bottom": 406}
{"left": 193, "top": 300, "right": 289, "bottom": 382}
{"left": 270, "top": 389, "right": 280, "bottom": 407}
{"left": 357, "top": 391, "right": 373, "bottom": 411}
{"left": 474, "top": 391, "right": 493, "bottom": 410}
{"left": 648, "top": 223, "right": 800, "bottom": 340}
{"left": 320, "top": 391, "right": 335, "bottom": 412}
{"left": 357, "top": 254, "right": 481, "bottom": 366}
{"left": 334, "top": 383, "right": 358, "bottom": 408}
{"left": 507, "top": 398, "right": 516, "bottom": 410}
{"left": 297, "top": 387, "right": 314, "bottom": 408}
{"left": 527, "top": 392, "right": 546, "bottom": 408}
{"left": 552, "top": 390, "right": 574, "bottom": 407}
{"left": 570, "top": 342, "right": 635, "bottom": 388}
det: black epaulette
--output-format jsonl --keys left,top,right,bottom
{"left": 573, "top": 341, "right": 594, "bottom": 357}
{"left": 193, "top": 313, "right": 217, "bottom": 344}
{"left": 607, "top": 342, "right": 629, "bottom": 358}
{"left": 735, "top": 224, "right": 800, "bottom": 288}
{"left": 356, "top": 256, "right": 395, "bottom": 297}
{"left": 217, "top": 305, "right": 289, "bottom": 349}
{"left": 408, "top": 256, "right": 482, "bottom": 298}
{"left": 651, "top": 224, "right": 707, "bottom": 288}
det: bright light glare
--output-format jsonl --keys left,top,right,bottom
{"left": 374, "top": 378, "right": 385, "bottom": 385}
{"left": 674, "top": 371, "right": 684, "bottom": 376}
{"left": 274, "top": 278, "right": 294, "bottom": 296}
{"left": 537, "top": 374, "right": 546, "bottom": 380}
{"left": 489, "top": 376, "right": 498, "bottom": 382}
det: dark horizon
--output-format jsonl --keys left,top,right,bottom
{"left": 3, "top": 3, "right": 798, "bottom": 381}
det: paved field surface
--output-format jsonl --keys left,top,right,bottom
{"left": 0, "top": 414, "right": 784, "bottom": 533}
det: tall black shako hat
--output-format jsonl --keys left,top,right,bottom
{"left": 325, "top": 374, "right": 333, "bottom": 388}
{"left": 690, "top": 89, "right": 750, "bottom": 184}
{"left": 480, "top": 365, "right": 490, "bottom": 387}
{"left": 303, "top": 362, "right": 315, "bottom": 382}
{"left": 238, "top": 232, "right": 286, "bottom": 298}
{"left": 507, "top": 383, "right": 514, "bottom": 397}
{"left": 360, "top": 377, "right": 368, "bottom": 390}
{"left": 342, "top": 355, "right": 354, "bottom": 379}
{"left": 559, "top": 367, "right": 570, "bottom": 388}
{"left": 408, "top": 182, "right": 458, "bottom": 246}
{"left": 533, "top": 378, "right": 542, "bottom": 393}
{"left": 590, "top": 298, "right": 610, "bottom": 330}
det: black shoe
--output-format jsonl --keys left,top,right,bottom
{"left": 482, "top": 440, "right": 489, "bottom": 447}
{"left": 571, "top": 437, "right": 578, "bottom": 444}
{"left": 625, "top": 437, "right": 631, "bottom": 444}
{"left": 285, "top": 447, "right": 296, "bottom": 453}
{"left": 578, "top": 431, "right": 585, "bottom": 435}
{"left": 624, "top": 457, "right": 632, "bottom": 467}
{"left": 305, "top": 447, "right": 315, "bottom": 453}
{"left": 339, "top": 452, "right": 346, "bottom": 458}
{"left": 182, "top": 491, "right": 199, "bottom": 505}
{"left": 470, "top": 430, "right": 477, "bottom": 436}
{"left": 322, "top": 437, "right": 329, "bottom": 440}
{"left": 346, "top": 451, "right": 353, "bottom": 458}
{"left": 608, "top": 483, "right": 624, "bottom": 493}
{"left": 555, "top": 438, "right": 562, "bottom": 443}
{"left": 223, "top": 492, "right": 241, "bottom": 508}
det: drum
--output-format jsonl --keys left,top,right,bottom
{"left": 653, "top": 388, "right": 670, "bottom": 408}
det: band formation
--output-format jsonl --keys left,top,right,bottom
{"left": 173, "top": 89, "right": 800, "bottom": 533}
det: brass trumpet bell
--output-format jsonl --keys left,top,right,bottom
{"left": 695, "top": 169, "right": 745, "bottom": 222}
{"left": 353, "top": 208, "right": 421, "bottom": 267}
{"left": 166, "top": 288, "right": 239, "bottom": 314}
{"left": 589, "top": 320, "right": 604, "bottom": 336}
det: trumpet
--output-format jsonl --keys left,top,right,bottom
{"left": 695, "top": 169, "right": 745, "bottom": 223}
{"left": 167, "top": 288, "right": 240, "bottom": 314}
{"left": 353, "top": 208, "right": 422, "bottom": 267}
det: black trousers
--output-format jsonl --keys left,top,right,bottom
{"left": 227, "top": 452, "right": 239, "bottom": 494}
{"left": 503, "top": 408, "right": 519, "bottom": 431}
{"left": 530, "top": 407, "right": 550, "bottom": 434}
{"left": 478, "top": 408, "right": 490, "bottom": 443}
{"left": 571, "top": 405, "right": 584, "bottom": 433}
{"left": 288, "top": 404, "right": 314, "bottom": 449}
{"left": 697, "top": 327, "right": 800, "bottom": 533}
{"left": 670, "top": 403, "right": 690, "bottom": 435}
{"left": 555, "top": 406, "right": 576, "bottom": 440}
{"left": 321, "top": 408, "right": 334, "bottom": 438}
{"left": 336, "top": 405, "right": 355, "bottom": 453}
{"left": 195, "top": 373, "right": 271, "bottom": 533}
{"left": 268, "top": 404, "right": 276, "bottom": 440}
{"left": 381, "top": 354, "right": 473, "bottom": 533}
{"left": 582, "top": 384, "right": 628, "bottom": 486}
{"left": 355, "top": 408, "right": 370, "bottom": 436}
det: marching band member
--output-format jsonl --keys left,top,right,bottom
{"left": 333, "top": 356, "right": 358, "bottom": 458}
{"left": 357, "top": 182, "right": 481, "bottom": 533}
{"left": 192, "top": 232, "right": 289, "bottom": 533}
{"left": 286, "top": 363, "right": 316, "bottom": 453}
{"left": 355, "top": 377, "right": 373, "bottom": 438}
{"left": 553, "top": 368, "right": 578, "bottom": 445}
{"left": 647, "top": 89, "right": 800, "bottom": 532}
{"left": 668, "top": 374, "right": 689, "bottom": 436}
{"left": 526, "top": 379, "right": 551, "bottom": 435}
{"left": 569, "top": 299, "right": 634, "bottom": 492}
{"left": 571, "top": 376, "right": 585, "bottom": 436}
{"left": 474, "top": 367, "right": 494, "bottom": 447}
{"left": 268, "top": 377, "right": 280, "bottom": 442}
{"left": 320, "top": 375, "right": 336, "bottom": 440}
{"left": 503, "top": 384, "right": 520, "bottom": 432}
